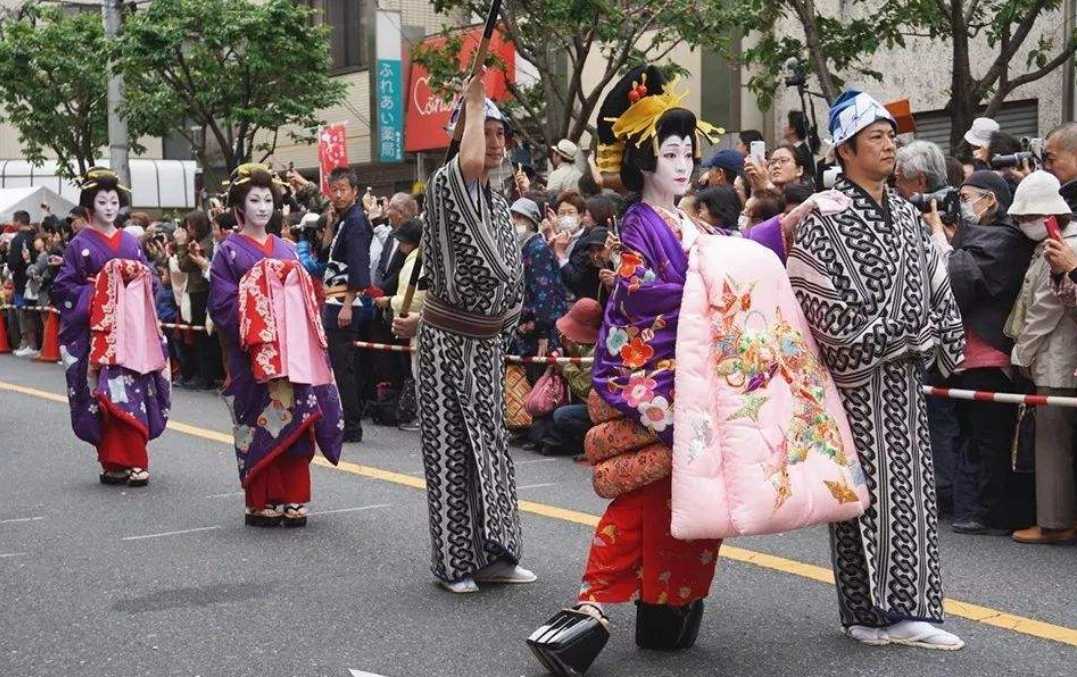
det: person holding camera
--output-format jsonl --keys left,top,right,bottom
{"left": 1005, "top": 170, "right": 1077, "bottom": 545}
{"left": 926, "top": 171, "right": 1035, "bottom": 535}
{"left": 895, "top": 141, "right": 949, "bottom": 199}
{"left": 1044, "top": 122, "right": 1077, "bottom": 212}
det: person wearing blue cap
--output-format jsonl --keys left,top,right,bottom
{"left": 786, "top": 90, "right": 967, "bottom": 651}
{"left": 700, "top": 148, "right": 744, "bottom": 188}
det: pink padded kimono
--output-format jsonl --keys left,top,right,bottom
{"left": 671, "top": 235, "right": 869, "bottom": 540}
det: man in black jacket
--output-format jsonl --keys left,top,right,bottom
{"left": 1044, "top": 122, "right": 1077, "bottom": 212}
{"left": 927, "top": 170, "right": 1035, "bottom": 534}
{"left": 322, "top": 166, "right": 375, "bottom": 443}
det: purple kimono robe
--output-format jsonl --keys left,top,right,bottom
{"left": 209, "top": 233, "right": 343, "bottom": 485}
{"left": 593, "top": 203, "right": 786, "bottom": 445}
{"left": 50, "top": 228, "right": 171, "bottom": 447}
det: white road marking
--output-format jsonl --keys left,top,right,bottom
{"left": 348, "top": 670, "right": 388, "bottom": 677}
{"left": 204, "top": 491, "right": 244, "bottom": 498}
{"left": 122, "top": 526, "right": 221, "bottom": 541}
{"left": 0, "top": 516, "right": 44, "bottom": 524}
{"left": 308, "top": 504, "right": 392, "bottom": 517}
{"left": 517, "top": 483, "right": 557, "bottom": 490}
{"left": 515, "top": 458, "right": 559, "bottom": 465}
{"left": 0, "top": 552, "right": 28, "bottom": 559}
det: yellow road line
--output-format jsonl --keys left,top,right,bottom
{"left": 2, "top": 377, "right": 1075, "bottom": 648}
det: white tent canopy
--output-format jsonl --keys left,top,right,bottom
{"left": 0, "top": 186, "right": 77, "bottom": 224}
{"left": 0, "top": 159, "right": 198, "bottom": 210}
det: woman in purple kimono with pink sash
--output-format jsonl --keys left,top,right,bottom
{"left": 209, "top": 164, "right": 344, "bottom": 528}
{"left": 528, "top": 66, "right": 792, "bottom": 676}
{"left": 51, "top": 168, "right": 170, "bottom": 487}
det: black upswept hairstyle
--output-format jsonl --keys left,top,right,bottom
{"left": 227, "top": 165, "right": 283, "bottom": 211}
{"left": 78, "top": 171, "right": 130, "bottom": 212}
{"left": 596, "top": 64, "right": 702, "bottom": 195}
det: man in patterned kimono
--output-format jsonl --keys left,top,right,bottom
{"left": 786, "top": 90, "right": 966, "bottom": 650}
{"left": 417, "top": 73, "right": 533, "bottom": 593}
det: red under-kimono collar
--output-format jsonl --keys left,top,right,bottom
{"left": 239, "top": 233, "right": 276, "bottom": 256}
{"left": 86, "top": 226, "right": 124, "bottom": 251}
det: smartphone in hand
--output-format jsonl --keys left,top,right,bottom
{"left": 1046, "top": 215, "right": 1063, "bottom": 242}
{"left": 750, "top": 140, "right": 767, "bottom": 166}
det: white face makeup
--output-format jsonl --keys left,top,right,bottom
{"left": 242, "top": 186, "right": 275, "bottom": 230}
{"left": 645, "top": 135, "right": 694, "bottom": 199}
{"left": 93, "top": 190, "right": 121, "bottom": 228}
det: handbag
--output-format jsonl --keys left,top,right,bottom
{"left": 524, "top": 365, "right": 568, "bottom": 418}
{"left": 505, "top": 363, "right": 533, "bottom": 429}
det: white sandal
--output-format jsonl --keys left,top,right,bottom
{"left": 127, "top": 468, "right": 150, "bottom": 487}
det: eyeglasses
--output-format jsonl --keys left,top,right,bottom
{"left": 959, "top": 191, "right": 989, "bottom": 205}
{"left": 768, "top": 157, "right": 795, "bottom": 168}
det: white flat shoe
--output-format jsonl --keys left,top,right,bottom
{"left": 473, "top": 560, "right": 537, "bottom": 584}
{"left": 438, "top": 577, "right": 479, "bottom": 594}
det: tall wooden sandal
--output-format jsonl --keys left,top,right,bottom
{"left": 527, "top": 604, "right": 610, "bottom": 676}
{"left": 244, "top": 506, "right": 283, "bottom": 527}
{"left": 281, "top": 504, "right": 308, "bottom": 528}
{"left": 127, "top": 468, "right": 150, "bottom": 487}
{"left": 99, "top": 469, "right": 130, "bottom": 485}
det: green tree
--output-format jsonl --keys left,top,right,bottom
{"left": 413, "top": 1, "right": 728, "bottom": 148}
{"left": 729, "top": 1, "right": 1077, "bottom": 151}
{"left": 112, "top": 0, "right": 347, "bottom": 173}
{"left": 0, "top": 6, "right": 112, "bottom": 179}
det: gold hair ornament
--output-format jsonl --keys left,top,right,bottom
{"left": 597, "top": 76, "right": 724, "bottom": 174}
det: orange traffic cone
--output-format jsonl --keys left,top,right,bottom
{"left": 35, "top": 309, "right": 60, "bottom": 362}
{"left": 0, "top": 307, "right": 11, "bottom": 354}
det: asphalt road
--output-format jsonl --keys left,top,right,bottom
{"left": 1, "top": 355, "right": 1074, "bottom": 677}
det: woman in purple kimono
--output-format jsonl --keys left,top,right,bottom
{"left": 209, "top": 164, "right": 344, "bottom": 528}
{"left": 51, "top": 168, "right": 171, "bottom": 487}
{"left": 528, "top": 66, "right": 792, "bottom": 676}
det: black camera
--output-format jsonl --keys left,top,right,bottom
{"left": 990, "top": 151, "right": 1036, "bottom": 170}
{"left": 990, "top": 136, "right": 1043, "bottom": 170}
{"left": 909, "top": 186, "right": 960, "bottom": 225}
{"left": 784, "top": 58, "right": 807, "bottom": 88}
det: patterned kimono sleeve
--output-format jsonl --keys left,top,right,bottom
{"left": 787, "top": 214, "right": 931, "bottom": 381}
{"left": 208, "top": 243, "right": 241, "bottom": 345}
{"left": 921, "top": 229, "right": 965, "bottom": 376}
{"left": 612, "top": 218, "right": 684, "bottom": 319}
{"left": 528, "top": 239, "right": 567, "bottom": 335}
{"left": 50, "top": 241, "right": 94, "bottom": 327}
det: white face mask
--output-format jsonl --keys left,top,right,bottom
{"left": 93, "top": 190, "right": 121, "bottom": 227}
{"left": 557, "top": 214, "right": 580, "bottom": 234}
{"left": 1019, "top": 218, "right": 1048, "bottom": 242}
{"left": 960, "top": 195, "right": 986, "bottom": 224}
{"left": 737, "top": 213, "right": 750, "bottom": 230}
{"left": 243, "top": 187, "right": 275, "bottom": 230}
{"left": 645, "top": 135, "right": 694, "bottom": 198}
